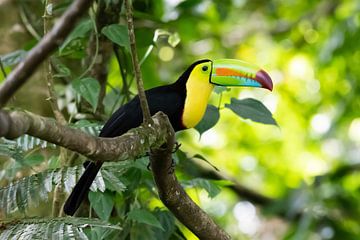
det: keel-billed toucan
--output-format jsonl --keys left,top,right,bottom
{"left": 63, "top": 59, "right": 273, "bottom": 215}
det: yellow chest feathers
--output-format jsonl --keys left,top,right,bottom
{"left": 182, "top": 64, "right": 214, "bottom": 128}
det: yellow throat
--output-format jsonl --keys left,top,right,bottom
{"left": 182, "top": 63, "right": 214, "bottom": 128}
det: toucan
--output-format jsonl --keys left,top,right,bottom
{"left": 63, "top": 59, "right": 273, "bottom": 215}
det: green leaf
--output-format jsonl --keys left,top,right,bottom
{"left": 0, "top": 50, "right": 27, "bottom": 67}
{"left": 127, "top": 209, "right": 164, "bottom": 230}
{"left": 195, "top": 104, "right": 220, "bottom": 136}
{"left": 168, "top": 32, "right": 181, "bottom": 47}
{"left": 184, "top": 178, "right": 221, "bottom": 198}
{"left": 213, "top": 86, "right": 229, "bottom": 94}
{"left": 0, "top": 217, "right": 121, "bottom": 240}
{"left": 192, "top": 154, "right": 219, "bottom": 171}
{"left": 25, "top": 154, "right": 45, "bottom": 166}
{"left": 225, "top": 98, "right": 278, "bottom": 126}
{"left": 88, "top": 191, "right": 114, "bottom": 221}
{"left": 102, "top": 24, "right": 130, "bottom": 51}
{"left": 72, "top": 77, "right": 100, "bottom": 112}
{"left": 102, "top": 170, "right": 127, "bottom": 193}
{"left": 53, "top": 62, "right": 71, "bottom": 78}
{"left": 153, "top": 210, "right": 176, "bottom": 239}
{"left": 59, "top": 19, "right": 92, "bottom": 52}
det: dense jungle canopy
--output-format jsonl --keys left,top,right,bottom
{"left": 0, "top": 0, "right": 359, "bottom": 239}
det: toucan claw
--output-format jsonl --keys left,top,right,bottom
{"left": 172, "top": 142, "right": 182, "bottom": 153}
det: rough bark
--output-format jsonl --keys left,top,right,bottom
{"left": 150, "top": 137, "right": 231, "bottom": 240}
{"left": 0, "top": 110, "right": 169, "bottom": 162}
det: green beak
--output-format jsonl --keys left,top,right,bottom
{"left": 211, "top": 59, "right": 273, "bottom": 91}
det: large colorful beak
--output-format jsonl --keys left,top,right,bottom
{"left": 211, "top": 59, "right": 273, "bottom": 91}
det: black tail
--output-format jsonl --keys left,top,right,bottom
{"left": 63, "top": 161, "right": 103, "bottom": 215}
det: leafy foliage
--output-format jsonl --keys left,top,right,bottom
{"left": 0, "top": 165, "right": 106, "bottom": 216}
{"left": 2, "top": 0, "right": 359, "bottom": 239}
{"left": 0, "top": 217, "right": 122, "bottom": 240}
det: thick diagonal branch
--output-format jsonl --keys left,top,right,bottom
{"left": 150, "top": 138, "right": 231, "bottom": 240}
{"left": 0, "top": 0, "right": 93, "bottom": 108}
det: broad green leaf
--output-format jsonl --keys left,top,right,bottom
{"left": 153, "top": 210, "right": 176, "bottom": 239}
{"left": 59, "top": 19, "right": 92, "bottom": 52}
{"left": 127, "top": 208, "right": 164, "bottom": 230}
{"left": 72, "top": 77, "right": 100, "bottom": 112}
{"left": 225, "top": 98, "right": 278, "bottom": 126}
{"left": 88, "top": 191, "right": 114, "bottom": 221}
{"left": 102, "top": 24, "right": 130, "bottom": 51}
{"left": 195, "top": 104, "right": 220, "bottom": 136}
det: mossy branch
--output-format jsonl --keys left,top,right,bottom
{"left": 0, "top": 110, "right": 170, "bottom": 162}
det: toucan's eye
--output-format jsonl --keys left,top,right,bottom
{"left": 202, "top": 65, "right": 208, "bottom": 72}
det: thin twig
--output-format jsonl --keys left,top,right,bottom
{"left": 43, "top": 0, "right": 66, "bottom": 124}
{"left": 43, "top": 0, "right": 68, "bottom": 217}
{"left": 78, "top": 7, "right": 99, "bottom": 80}
{"left": 0, "top": 59, "right": 7, "bottom": 79}
{"left": 0, "top": 0, "right": 93, "bottom": 109}
{"left": 124, "top": 0, "right": 152, "bottom": 124}
{"left": 18, "top": 0, "right": 41, "bottom": 40}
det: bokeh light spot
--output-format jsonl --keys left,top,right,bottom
{"left": 158, "top": 46, "right": 174, "bottom": 62}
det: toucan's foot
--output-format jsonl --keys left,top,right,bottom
{"left": 167, "top": 158, "right": 176, "bottom": 174}
{"left": 172, "top": 142, "right": 182, "bottom": 153}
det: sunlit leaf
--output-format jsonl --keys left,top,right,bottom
{"left": 168, "top": 32, "right": 181, "bottom": 47}
{"left": 183, "top": 178, "right": 221, "bottom": 198}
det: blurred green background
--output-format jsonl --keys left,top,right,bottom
{"left": 1, "top": 0, "right": 360, "bottom": 239}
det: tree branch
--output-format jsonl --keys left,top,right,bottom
{"left": 0, "top": 0, "right": 93, "bottom": 108}
{"left": 124, "top": 0, "right": 152, "bottom": 124}
{"left": 150, "top": 136, "right": 230, "bottom": 239}
{"left": 0, "top": 110, "right": 170, "bottom": 162}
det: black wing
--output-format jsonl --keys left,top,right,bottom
{"left": 100, "top": 85, "right": 185, "bottom": 137}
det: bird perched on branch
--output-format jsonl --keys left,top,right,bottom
{"left": 63, "top": 59, "right": 273, "bottom": 216}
